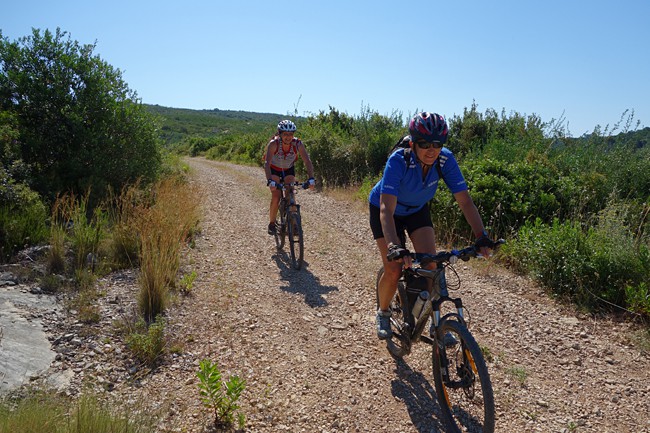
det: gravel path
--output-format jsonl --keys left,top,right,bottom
{"left": 16, "top": 157, "right": 650, "bottom": 432}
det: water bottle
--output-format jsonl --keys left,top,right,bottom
{"left": 411, "top": 290, "right": 429, "bottom": 320}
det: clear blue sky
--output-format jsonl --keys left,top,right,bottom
{"left": 3, "top": 0, "right": 649, "bottom": 136}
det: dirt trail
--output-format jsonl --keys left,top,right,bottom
{"left": 24, "top": 157, "right": 650, "bottom": 432}
{"left": 171, "top": 158, "right": 649, "bottom": 432}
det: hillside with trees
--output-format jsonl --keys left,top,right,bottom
{"left": 178, "top": 103, "right": 650, "bottom": 320}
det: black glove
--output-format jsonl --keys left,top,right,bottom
{"left": 474, "top": 233, "right": 493, "bottom": 250}
{"left": 387, "top": 243, "right": 410, "bottom": 261}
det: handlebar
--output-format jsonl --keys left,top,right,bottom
{"left": 274, "top": 181, "right": 311, "bottom": 190}
{"left": 410, "top": 238, "right": 505, "bottom": 266}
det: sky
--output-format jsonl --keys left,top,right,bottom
{"left": 3, "top": 0, "right": 650, "bottom": 137}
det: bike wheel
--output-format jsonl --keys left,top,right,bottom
{"left": 287, "top": 211, "right": 304, "bottom": 270}
{"left": 274, "top": 211, "right": 286, "bottom": 250}
{"left": 375, "top": 267, "right": 411, "bottom": 358}
{"left": 431, "top": 319, "right": 495, "bottom": 433}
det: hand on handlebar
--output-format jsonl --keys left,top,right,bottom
{"left": 473, "top": 235, "right": 501, "bottom": 258}
{"left": 387, "top": 243, "right": 411, "bottom": 265}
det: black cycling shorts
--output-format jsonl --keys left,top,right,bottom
{"left": 369, "top": 203, "right": 433, "bottom": 246}
{"left": 270, "top": 166, "right": 295, "bottom": 180}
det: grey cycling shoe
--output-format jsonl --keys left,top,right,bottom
{"left": 376, "top": 309, "right": 392, "bottom": 340}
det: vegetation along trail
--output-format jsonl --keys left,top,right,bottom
{"left": 162, "top": 158, "right": 647, "bottom": 432}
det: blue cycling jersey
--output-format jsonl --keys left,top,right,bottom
{"left": 368, "top": 147, "right": 467, "bottom": 216}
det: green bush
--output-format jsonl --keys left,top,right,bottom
{"left": 300, "top": 106, "right": 403, "bottom": 186}
{"left": 1, "top": 28, "right": 161, "bottom": 205}
{"left": 502, "top": 218, "right": 592, "bottom": 303}
{"left": 502, "top": 212, "right": 650, "bottom": 315}
{"left": 0, "top": 174, "right": 48, "bottom": 260}
{"left": 126, "top": 316, "right": 166, "bottom": 366}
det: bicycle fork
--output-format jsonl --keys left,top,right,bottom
{"left": 432, "top": 296, "right": 467, "bottom": 386}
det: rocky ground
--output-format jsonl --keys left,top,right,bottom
{"left": 2, "top": 157, "right": 650, "bottom": 432}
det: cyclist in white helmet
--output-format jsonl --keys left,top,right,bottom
{"left": 264, "top": 120, "right": 315, "bottom": 235}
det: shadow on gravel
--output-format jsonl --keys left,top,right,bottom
{"left": 272, "top": 252, "right": 338, "bottom": 307}
{"left": 390, "top": 357, "right": 447, "bottom": 433}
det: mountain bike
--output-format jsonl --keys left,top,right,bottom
{"left": 273, "top": 181, "right": 309, "bottom": 270}
{"left": 375, "top": 240, "right": 504, "bottom": 433}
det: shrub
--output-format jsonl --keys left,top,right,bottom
{"left": 126, "top": 316, "right": 166, "bottom": 366}
{"left": 197, "top": 359, "right": 246, "bottom": 430}
{"left": 1, "top": 28, "right": 161, "bottom": 205}
{"left": 51, "top": 191, "right": 106, "bottom": 272}
{"left": 0, "top": 175, "right": 48, "bottom": 261}
{"left": 502, "top": 210, "right": 650, "bottom": 315}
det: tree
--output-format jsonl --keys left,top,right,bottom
{"left": 0, "top": 28, "right": 161, "bottom": 204}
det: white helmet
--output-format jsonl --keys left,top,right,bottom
{"left": 277, "top": 120, "right": 297, "bottom": 133}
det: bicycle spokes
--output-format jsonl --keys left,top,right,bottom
{"left": 432, "top": 320, "right": 494, "bottom": 432}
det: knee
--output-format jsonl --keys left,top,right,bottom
{"left": 381, "top": 264, "right": 402, "bottom": 282}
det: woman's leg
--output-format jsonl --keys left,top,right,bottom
{"left": 269, "top": 174, "right": 282, "bottom": 227}
{"left": 376, "top": 237, "right": 403, "bottom": 311}
{"left": 409, "top": 226, "right": 437, "bottom": 270}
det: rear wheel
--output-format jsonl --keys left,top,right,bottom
{"left": 431, "top": 319, "right": 495, "bottom": 433}
{"left": 287, "top": 211, "right": 304, "bottom": 270}
{"left": 375, "top": 267, "right": 411, "bottom": 358}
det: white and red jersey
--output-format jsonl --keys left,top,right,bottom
{"left": 267, "top": 136, "right": 302, "bottom": 171}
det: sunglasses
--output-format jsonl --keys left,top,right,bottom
{"left": 415, "top": 140, "right": 443, "bottom": 149}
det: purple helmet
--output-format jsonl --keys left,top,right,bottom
{"left": 408, "top": 112, "right": 448, "bottom": 144}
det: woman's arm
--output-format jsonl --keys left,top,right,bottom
{"left": 297, "top": 142, "right": 314, "bottom": 179}
{"left": 264, "top": 139, "right": 278, "bottom": 180}
{"left": 379, "top": 194, "right": 402, "bottom": 247}
{"left": 453, "top": 190, "right": 486, "bottom": 239}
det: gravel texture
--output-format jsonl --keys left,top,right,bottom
{"left": 8, "top": 157, "right": 650, "bottom": 432}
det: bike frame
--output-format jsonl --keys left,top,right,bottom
{"left": 274, "top": 181, "right": 308, "bottom": 270}
{"left": 277, "top": 182, "right": 302, "bottom": 217}
{"left": 397, "top": 266, "right": 468, "bottom": 348}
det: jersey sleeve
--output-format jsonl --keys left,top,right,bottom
{"left": 439, "top": 150, "right": 468, "bottom": 194}
{"left": 379, "top": 150, "right": 408, "bottom": 196}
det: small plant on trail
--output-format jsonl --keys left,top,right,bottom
{"left": 507, "top": 365, "right": 529, "bottom": 386}
{"left": 125, "top": 316, "right": 166, "bottom": 367}
{"left": 179, "top": 270, "right": 197, "bottom": 294}
{"left": 197, "top": 359, "right": 246, "bottom": 430}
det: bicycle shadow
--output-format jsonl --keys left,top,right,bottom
{"left": 272, "top": 251, "right": 338, "bottom": 307}
{"left": 390, "top": 356, "right": 448, "bottom": 433}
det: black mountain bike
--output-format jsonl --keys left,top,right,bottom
{"left": 273, "top": 181, "right": 309, "bottom": 270}
{"left": 375, "top": 240, "right": 504, "bottom": 433}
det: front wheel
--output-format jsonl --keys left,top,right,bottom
{"left": 431, "top": 319, "right": 495, "bottom": 433}
{"left": 287, "top": 211, "right": 304, "bottom": 270}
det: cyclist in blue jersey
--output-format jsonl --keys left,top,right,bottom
{"left": 369, "top": 112, "right": 493, "bottom": 339}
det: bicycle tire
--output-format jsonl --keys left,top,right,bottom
{"left": 375, "top": 267, "right": 411, "bottom": 358}
{"left": 431, "top": 319, "right": 495, "bottom": 433}
{"left": 287, "top": 211, "right": 304, "bottom": 270}
{"left": 274, "top": 206, "right": 286, "bottom": 250}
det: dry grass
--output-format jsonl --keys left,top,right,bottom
{"left": 136, "top": 176, "right": 201, "bottom": 322}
